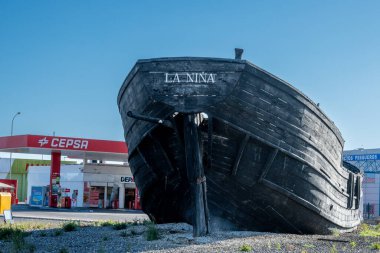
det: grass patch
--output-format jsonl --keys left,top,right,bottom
{"left": 54, "top": 230, "right": 63, "bottom": 236}
{"left": 330, "top": 228, "right": 340, "bottom": 237}
{"left": 350, "top": 241, "right": 357, "bottom": 248}
{"left": 303, "top": 243, "right": 315, "bottom": 248}
{"left": 329, "top": 244, "right": 337, "bottom": 253}
{"left": 113, "top": 222, "right": 128, "bottom": 230}
{"left": 275, "top": 242, "right": 281, "bottom": 250}
{"left": 145, "top": 223, "right": 159, "bottom": 241}
{"left": 13, "top": 222, "right": 52, "bottom": 231}
{"left": 142, "top": 220, "right": 154, "bottom": 226}
{"left": 98, "top": 220, "right": 117, "bottom": 227}
{"left": 371, "top": 242, "right": 380, "bottom": 250}
{"left": 11, "top": 232, "right": 26, "bottom": 252}
{"left": 133, "top": 218, "right": 151, "bottom": 226}
{"left": 10, "top": 231, "right": 35, "bottom": 253}
{"left": 359, "top": 223, "right": 370, "bottom": 231}
{"left": 62, "top": 221, "right": 78, "bottom": 232}
{"left": 0, "top": 224, "right": 36, "bottom": 253}
{"left": 0, "top": 221, "right": 58, "bottom": 233}
{"left": 359, "top": 224, "right": 380, "bottom": 237}
{"left": 0, "top": 226, "right": 26, "bottom": 240}
{"left": 239, "top": 244, "right": 253, "bottom": 252}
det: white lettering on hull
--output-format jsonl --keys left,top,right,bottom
{"left": 164, "top": 72, "right": 216, "bottom": 84}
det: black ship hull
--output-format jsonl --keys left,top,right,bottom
{"left": 118, "top": 57, "right": 361, "bottom": 234}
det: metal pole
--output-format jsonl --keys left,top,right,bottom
{"left": 368, "top": 203, "right": 370, "bottom": 219}
{"left": 9, "top": 112, "right": 21, "bottom": 180}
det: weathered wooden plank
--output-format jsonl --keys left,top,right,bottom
{"left": 264, "top": 152, "right": 350, "bottom": 207}
{"left": 231, "top": 134, "right": 250, "bottom": 176}
{"left": 147, "top": 134, "right": 175, "bottom": 174}
{"left": 243, "top": 65, "right": 344, "bottom": 146}
{"left": 264, "top": 206, "right": 303, "bottom": 234}
{"left": 261, "top": 179, "right": 357, "bottom": 227}
{"left": 226, "top": 79, "right": 344, "bottom": 175}
{"left": 258, "top": 148, "right": 279, "bottom": 182}
{"left": 208, "top": 103, "right": 349, "bottom": 186}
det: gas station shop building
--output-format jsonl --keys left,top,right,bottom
{"left": 0, "top": 134, "right": 140, "bottom": 210}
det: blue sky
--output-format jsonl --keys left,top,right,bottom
{"left": 0, "top": 1, "right": 379, "bottom": 150}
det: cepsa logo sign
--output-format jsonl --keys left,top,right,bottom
{"left": 37, "top": 137, "right": 89, "bottom": 150}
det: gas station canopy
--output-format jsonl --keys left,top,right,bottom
{"left": 0, "top": 135, "right": 128, "bottom": 162}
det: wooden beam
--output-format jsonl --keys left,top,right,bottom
{"left": 231, "top": 134, "right": 250, "bottom": 176}
{"left": 136, "top": 147, "right": 150, "bottom": 170}
{"left": 207, "top": 116, "right": 213, "bottom": 169}
{"left": 183, "top": 114, "right": 209, "bottom": 236}
{"left": 127, "top": 111, "right": 173, "bottom": 128}
{"left": 147, "top": 134, "right": 175, "bottom": 192}
{"left": 265, "top": 206, "right": 303, "bottom": 234}
{"left": 258, "top": 148, "right": 279, "bottom": 182}
{"left": 148, "top": 133, "right": 175, "bottom": 173}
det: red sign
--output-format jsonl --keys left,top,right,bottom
{"left": 0, "top": 135, "right": 128, "bottom": 154}
{"left": 30, "top": 136, "right": 95, "bottom": 151}
{"left": 37, "top": 137, "right": 88, "bottom": 150}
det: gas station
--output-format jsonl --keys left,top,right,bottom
{"left": 0, "top": 134, "right": 140, "bottom": 210}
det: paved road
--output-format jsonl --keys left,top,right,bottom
{"left": 11, "top": 206, "right": 149, "bottom": 222}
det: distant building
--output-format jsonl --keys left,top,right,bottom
{"left": 344, "top": 148, "right": 380, "bottom": 218}
{"left": 0, "top": 135, "right": 140, "bottom": 209}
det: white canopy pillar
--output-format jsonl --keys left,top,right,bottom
{"left": 104, "top": 184, "right": 108, "bottom": 208}
{"left": 118, "top": 184, "right": 125, "bottom": 209}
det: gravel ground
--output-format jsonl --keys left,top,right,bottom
{"left": 1, "top": 220, "right": 379, "bottom": 253}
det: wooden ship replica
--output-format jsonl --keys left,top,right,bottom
{"left": 117, "top": 49, "right": 361, "bottom": 236}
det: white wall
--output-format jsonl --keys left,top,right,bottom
{"left": 0, "top": 158, "right": 12, "bottom": 179}
{"left": 83, "top": 163, "right": 132, "bottom": 175}
{"left": 83, "top": 163, "right": 135, "bottom": 188}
